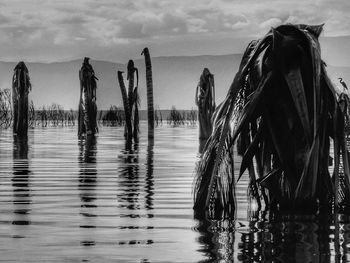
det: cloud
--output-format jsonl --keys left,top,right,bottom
{"left": 0, "top": 0, "right": 349, "bottom": 61}
{"left": 259, "top": 18, "right": 283, "bottom": 30}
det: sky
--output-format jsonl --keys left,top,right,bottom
{"left": 0, "top": 0, "right": 350, "bottom": 63}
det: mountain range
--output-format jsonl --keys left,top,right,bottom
{"left": 0, "top": 53, "right": 349, "bottom": 110}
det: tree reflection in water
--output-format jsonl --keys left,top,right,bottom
{"left": 78, "top": 135, "right": 97, "bottom": 247}
{"left": 196, "top": 217, "right": 235, "bottom": 262}
{"left": 145, "top": 138, "right": 154, "bottom": 211}
{"left": 195, "top": 209, "right": 350, "bottom": 262}
{"left": 237, "top": 213, "right": 333, "bottom": 262}
{"left": 117, "top": 139, "right": 140, "bottom": 211}
{"left": 12, "top": 136, "right": 31, "bottom": 228}
{"left": 117, "top": 138, "right": 154, "bottom": 214}
{"left": 116, "top": 138, "right": 154, "bottom": 246}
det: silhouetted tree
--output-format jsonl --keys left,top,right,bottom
{"left": 195, "top": 68, "right": 215, "bottom": 140}
{"left": 142, "top": 48, "right": 154, "bottom": 139}
{"left": 78, "top": 57, "right": 98, "bottom": 136}
{"left": 12, "top": 62, "right": 31, "bottom": 136}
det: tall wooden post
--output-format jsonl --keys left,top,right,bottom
{"left": 117, "top": 71, "right": 133, "bottom": 140}
{"left": 78, "top": 57, "right": 98, "bottom": 137}
{"left": 127, "top": 60, "right": 139, "bottom": 141}
{"left": 12, "top": 62, "right": 31, "bottom": 137}
{"left": 195, "top": 68, "right": 215, "bottom": 140}
{"left": 141, "top": 48, "right": 154, "bottom": 139}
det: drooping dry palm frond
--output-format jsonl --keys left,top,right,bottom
{"left": 194, "top": 24, "right": 350, "bottom": 218}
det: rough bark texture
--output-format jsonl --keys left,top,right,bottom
{"left": 78, "top": 57, "right": 98, "bottom": 137}
{"left": 195, "top": 68, "right": 215, "bottom": 140}
{"left": 127, "top": 60, "right": 135, "bottom": 116}
{"left": 12, "top": 62, "right": 31, "bottom": 137}
{"left": 142, "top": 48, "right": 154, "bottom": 139}
{"left": 117, "top": 71, "right": 133, "bottom": 140}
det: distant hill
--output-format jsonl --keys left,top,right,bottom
{"left": 0, "top": 54, "right": 349, "bottom": 110}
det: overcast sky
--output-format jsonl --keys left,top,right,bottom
{"left": 0, "top": 0, "right": 349, "bottom": 63}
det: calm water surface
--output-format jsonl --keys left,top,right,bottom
{"left": 0, "top": 123, "right": 350, "bottom": 262}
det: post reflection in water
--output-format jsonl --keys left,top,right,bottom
{"left": 237, "top": 213, "right": 335, "bottom": 262}
{"left": 12, "top": 136, "right": 31, "bottom": 228}
{"left": 78, "top": 135, "right": 97, "bottom": 247}
{"left": 195, "top": 218, "right": 235, "bottom": 262}
{"left": 117, "top": 139, "right": 141, "bottom": 211}
{"left": 195, "top": 210, "right": 350, "bottom": 262}
{"left": 117, "top": 138, "right": 154, "bottom": 215}
{"left": 145, "top": 138, "right": 154, "bottom": 211}
{"left": 116, "top": 138, "right": 154, "bottom": 247}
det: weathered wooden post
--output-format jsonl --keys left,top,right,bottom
{"left": 12, "top": 62, "right": 31, "bottom": 137}
{"left": 141, "top": 48, "right": 154, "bottom": 139}
{"left": 127, "top": 60, "right": 140, "bottom": 141}
{"left": 78, "top": 57, "right": 98, "bottom": 137}
{"left": 117, "top": 60, "right": 140, "bottom": 141}
{"left": 117, "top": 71, "right": 133, "bottom": 140}
{"left": 195, "top": 68, "right": 215, "bottom": 140}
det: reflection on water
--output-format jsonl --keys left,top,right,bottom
{"left": 116, "top": 138, "right": 155, "bottom": 247}
{"left": 117, "top": 140, "right": 140, "bottom": 211}
{"left": 196, "top": 218, "right": 235, "bottom": 262}
{"left": 236, "top": 213, "right": 334, "bottom": 262}
{"left": 78, "top": 135, "right": 97, "bottom": 247}
{"left": 195, "top": 211, "right": 350, "bottom": 262}
{"left": 12, "top": 136, "right": 31, "bottom": 227}
{"left": 2, "top": 125, "right": 350, "bottom": 262}
{"left": 145, "top": 139, "right": 154, "bottom": 211}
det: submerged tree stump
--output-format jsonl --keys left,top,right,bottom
{"left": 12, "top": 62, "right": 31, "bottom": 137}
{"left": 195, "top": 68, "right": 215, "bottom": 140}
{"left": 142, "top": 48, "right": 154, "bottom": 139}
{"left": 78, "top": 57, "right": 98, "bottom": 137}
{"left": 117, "top": 60, "right": 139, "bottom": 142}
{"left": 127, "top": 60, "right": 140, "bottom": 141}
{"left": 117, "top": 71, "right": 133, "bottom": 140}
{"left": 194, "top": 24, "right": 350, "bottom": 218}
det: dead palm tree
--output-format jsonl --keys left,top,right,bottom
{"left": 133, "top": 84, "right": 140, "bottom": 141}
{"left": 127, "top": 60, "right": 140, "bottom": 141}
{"left": 194, "top": 24, "right": 350, "bottom": 218}
{"left": 141, "top": 47, "right": 154, "bottom": 139}
{"left": 12, "top": 62, "right": 31, "bottom": 137}
{"left": 117, "top": 71, "right": 133, "bottom": 140}
{"left": 117, "top": 60, "right": 140, "bottom": 141}
{"left": 195, "top": 68, "right": 215, "bottom": 140}
{"left": 78, "top": 57, "right": 98, "bottom": 136}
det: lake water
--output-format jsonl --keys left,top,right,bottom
{"left": 0, "top": 122, "right": 350, "bottom": 262}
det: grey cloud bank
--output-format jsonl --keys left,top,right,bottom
{"left": 0, "top": 0, "right": 349, "bottom": 62}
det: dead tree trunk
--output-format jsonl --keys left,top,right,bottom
{"left": 127, "top": 60, "right": 139, "bottom": 141}
{"left": 141, "top": 48, "right": 154, "bottom": 139}
{"left": 117, "top": 60, "right": 140, "bottom": 141}
{"left": 195, "top": 68, "right": 215, "bottom": 140}
{"left": 12, "top": 62, "right": 31, "bottom": 137}
{"left": 117, "top": 71, "right": 133, "bottom": 140}
{"left": 78, "top": 57, "right": 98, "bottom": 137}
